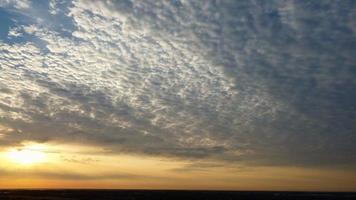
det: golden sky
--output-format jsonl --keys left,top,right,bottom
{"left": 0, "top": 141, "right": 355, "bottom": 191}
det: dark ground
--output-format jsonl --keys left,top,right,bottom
{"left": 0, "top": 190, "right": 355, "bottom": 200}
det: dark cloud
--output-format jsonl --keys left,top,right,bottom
{"left": 0, "top": 168, "right": 142, "bottom": 180}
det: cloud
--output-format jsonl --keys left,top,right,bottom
{"left": 0, "top": 168, "right": 141, "bottom": 180}
{"left": 0, "top": 0, "right": 30, "bottom": 10}
{"left": 0, "top": 0, "right": 355, "bottom": 168}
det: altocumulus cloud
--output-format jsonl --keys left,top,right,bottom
{"left": 0, "top": 0, "right": 356, "bottom": 167}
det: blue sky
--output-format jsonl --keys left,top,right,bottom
{"left": 0, "top": 0, "right": 356, "bottom": 179}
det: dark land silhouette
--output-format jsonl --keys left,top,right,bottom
{"left": 0, "top": 190, "right": 356, "bottom": 200}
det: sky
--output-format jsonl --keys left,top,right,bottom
{"left": 0, "top": 0, "right": 356, "bottom": 191}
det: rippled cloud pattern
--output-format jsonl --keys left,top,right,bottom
{"left": 0, "top": 0, "right": 355, "bottom": 167}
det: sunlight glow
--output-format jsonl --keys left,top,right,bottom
{"left": 6, "top": 144, "right": 47, "bottom": 165}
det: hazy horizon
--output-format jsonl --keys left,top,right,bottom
{"left": 0, "top": 0, "right": 356, "bottom": 192}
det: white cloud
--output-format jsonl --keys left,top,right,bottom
{"left": 7, "top": 27, "right": 22, "bottom": 37}
{"left": 0, "top": 0, "right": 355, "bottom": 166}
{"left": 0, "top": 0, "right": 30, "bottom": 10}
{"left": 0, "top": 0, "right": 281, "bottom": 159}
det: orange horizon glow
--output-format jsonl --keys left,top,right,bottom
{"left": 0, "top": 141, "right": 356, "bottom": 192}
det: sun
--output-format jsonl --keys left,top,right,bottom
{"left": 6, "top": 143, "right": 47, "bottom": 165}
